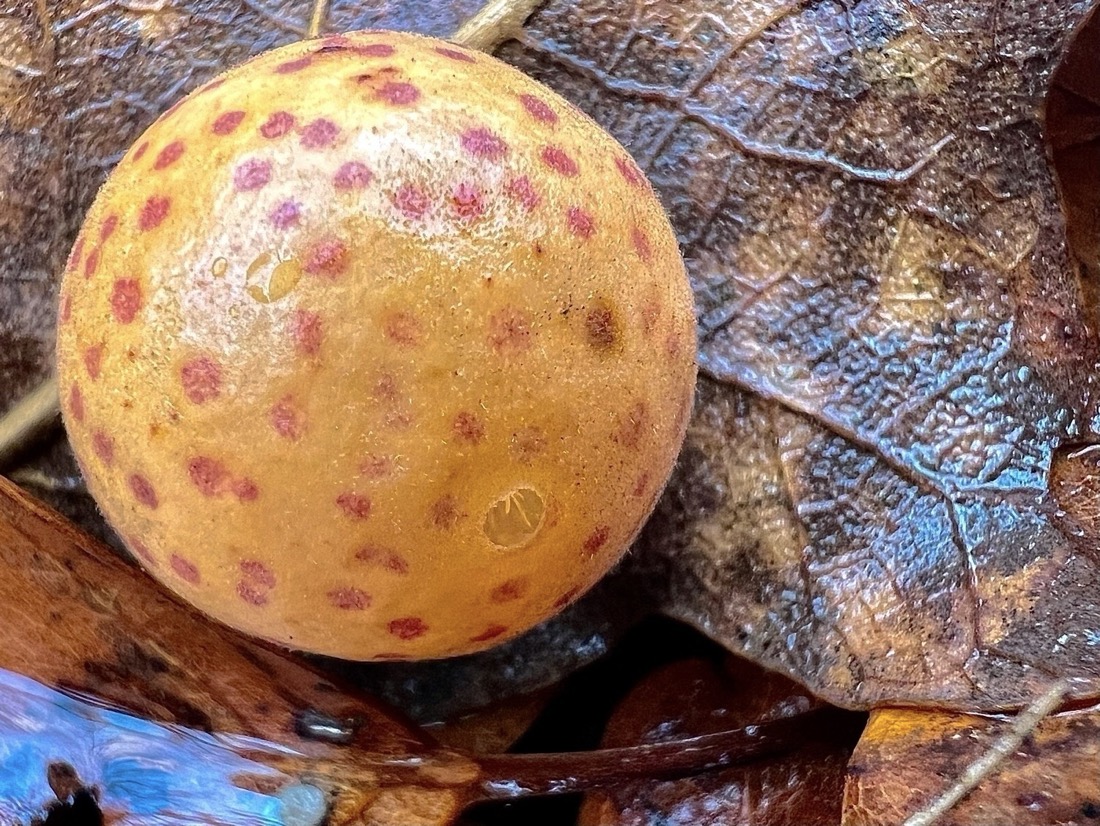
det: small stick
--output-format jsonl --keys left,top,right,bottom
{"left": 901, "top": 680, "right": 1069, "bottom": 826}
{"left": 0, "top": 0, "right": 546, "bottom": 473}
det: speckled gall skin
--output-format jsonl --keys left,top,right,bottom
{"left": 55, "top": 30, "right": 697, "bottom": 661}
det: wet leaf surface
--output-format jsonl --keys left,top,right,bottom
{"left": 842, "top": 702, "right": 1100, "bottom": 825}
{"left": 504, "top": 0, "right": 1100, "bottom": 709}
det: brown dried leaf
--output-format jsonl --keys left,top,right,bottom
{"left": 578, "top": 655, "right": 861, "bottom": 826}
{"left": 842, "top": 703, "right": 1100, "bottom": 825}
{"left": 504, "top": 0, "right": 1100, "bottom": 709}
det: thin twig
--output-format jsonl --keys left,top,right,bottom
{"left": 901, "top": 680, "right": 1070, "bottom": 826}
{"left": 452, "top": 0, "right": 544, "bottom": 51}
{"left": 0, "top": 377, "right": 60, "bottom": 472}
{"left": 306, "top": 0, "right": 328, "bottom": 38}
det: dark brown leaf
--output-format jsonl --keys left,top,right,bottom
{"left": 504, "top": 0, "right": 1100, "bottom": 709}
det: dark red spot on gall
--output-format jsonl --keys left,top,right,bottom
{"left": 68, "top": 237, "right": 84, "bottom": 270}
{"left": 292, "top": 309, "right": 323, "bottom": 356}
{"left": 586, "top": 304, "right": 618, "bottom": 351}
{"left": 199, "top": 78, "right": 225, "bottom": 95}
{"left": 304, "top": 237, "right": 348, "bottom": 278}
{"left": 68, "top": 385, "right": 85, "bottom": 423}
{"left": 520, "top": 94, "right": 558, "bottom": 124}
{"left": 301, "top": 118, "right": 340, "bottom": 149}
{"left": 329, "top": 587, "right": 370, "bottom": 610}
{"left": 453, "top": 412, "right": 485, "bottom": 444}
{"left": 615, "top": 156, "right": 646, "bottom": 187}
{"left": 429, "top": 495, "right": 465, "bottom": 530}
{"left": 488, "top": 307, "right": 533, "bottom": 354}
{"left": 384, "top": 311, "right": 421, "bottom": 347}
{"left": 632, "top": 227, "right": 653, "bottom": 262}
{"left": 394, "top": 184, "right": 431, "bottom": 219}
{"left": 92, "top": 430, "right": 115, "bottom": 465}
{"left": 337, "top": 492, "right": 372, "bottom": 520}
{"left": 110, "top": 278, "right": 142, "bottom": 324}
{"left": 511, "top": 427, "right": 546, "bottom": 464}
{"left": 490, "top": 578, "right": 527, "bottom": 603}
{"left": 275, "top": 56, "right": 312, "bottom": 74}
{"left": 542, "top": 146, "right": 579, "bottom": 176}
{"left": 100, "top": 214, "right": 119, "bottom": 241}
{"left": 83, "top": 247, "right": 100, "bottom": 278}
{"left": 632, "top": 471, "right": 651, "bottom": 497}
{"left": 270, "top": 200, "right": 301, "bottom": 229}
{"left": 436, "top": 46, "right": 474, "bottom": 62}
{"left": 614, "top": 401, "right": 649, "bottom": 449}
{"left": 138, "top": 196, "right": 170, "bottom": 231}
{"left": 84, "top": 345, "right": 103, "bottom": 380}
{"left": 567, "top": 206, "right": 596, "bottom": 239}
{"left": 461, "top": 127, "right": 508, "bottom": 160}
{"left": 132, "top": 141, "right": 149, "bottom": 161}
{"left": 553, "top": 587, "right": 580, "bottom": 609}
{"left": 212, "top": 110, "right": 246, "bottom": 135}
{"left": 452, "top": 182, "right": 485, "bottom": 220}
{"left": 233, "top": 478, "right": 259, "bottom": 502}
{"left": 505, "top": 176, "right": 540, "bottom": 211}
{"left": 154, "top": 141, "right": 185, "bottom": 170}
{"left": 129, "top": 474, "right": 159, "bottom": 509}
{"left": 666, "top": 330, "right": 683, "bottom": 360}
{"left": 260, "top": 111, "right": 296, "bottom": 139}
{"left": 127, "top": 536, "right": 156, "bottom": 566}
{"left": 234, "top": 158, "right": 272, "bottom": 191}
{"left": 237, "top": 582, "right": 269, "bottom": 606}
{"left": 358, "top": 43, "right": 396, "bottom": 57}
{"left": 180, "top": 356, "right": 222, "bottom": 404}
{"left": 320, "top": 34, "right": 354, "bottom": 49}
{"left": 240, "top": 559, "right": 277, "bottom": 588}
{"left": 360, "top": 454, "right": 394, "bottom": 478}
{"left": 470, "top": 625, "right": 509, "bottom": 643}
{"left": 356, "top": 545, "right": 409, "bottom": 574}
{"left": 334, "top": 161, "right": 372, "bottom": 190}
{"left": 378, "top": 81, "right": 420, "bottom": 105}
{"left": 270, "top": 396, "right": 305, "bottom": 440}
{"left": 188, "top": 456, "right": 229, "bottom": 497}
{"left": 59, "top": 294, "right": 72, "bottom": 323}
{"left": 389, "top": 616, "right": 428, "bottom": 640}
{"left": 583, "top": 525, "right": 610, "bottom": 558}
{"left": 170, "top": 554, "right": 199, "bottom": 584}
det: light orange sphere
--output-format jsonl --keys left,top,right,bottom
{"left": 56, "top": 30, "right": 696, "bottom": 660}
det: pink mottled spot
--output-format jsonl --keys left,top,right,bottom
{"left": 127, "top": 536, "right": 156, "bottom": 566}
{"left": 132, "top": 141, "right": 149, "bottom": 161}
{"left": 378, "top": 81, "right": 420, "bottom": 105}
{"left": 436, "top": 46, "right": 474, "bottom": 62}
{"left": 376, "top": 373, "right": 400, "bottom": 400}
{"left": 303, "top": 237, "right": 348, "bottom": 278}
{"left": 270, "top": 396, "right": 305, "bottom": 440}
{"left": 470, "top": 625, "right": 508, "bottom": 643}
{"left": 83, "top": 247, "right": 100, "bottom": 279}
{"left": 586, "top": 305, "right": 618, "bottom": 351}
{"left": 68, "top": 385, "right": 85, "bottom": 423}
{"left": 360, "top": 454, "right": 394, "bottom": 479}
{"left": 384, "top": 311, "right": 422, "bottom": 347}
{"left": 100, "top": 214, "right": 119, "bottom": 241}
{"left": 337, "top": 492, "right": 372, "bottom": 520}
{"left": 138, "top": 196, "right": 170, "bottom": 231}
{"left": 240, "top": 559, "right": 277, "bottom": 588}
{"left": 632, "top": 471, "right": 651, "bottom": 498}
{"left": 614, "top": 401, "right": 648, "bottom": 449}
{"left": 234, "top": 158, "right": 272, "bottom": 191}
{"left": 301, "top": 118, "right": 339, "bottom": 149}
{"left": 83, "top": 345, "right": 103, "bottom": 380}
{"left": 110, "top": 278, "right": 143, "bottom": 324}
{"left": 334, "top": 161, "right": 372, "bottom": 190}
{"left": 388, "top": 616, "right": 428, "bottom": 640}
{"left": 292, "top": 309, "right": 323, "bottom": 356}
{"left": 582, "top": 525, "right": 610, "bottom": 558}
{"left": 170, "top": 554, "right": 199, "bottom": 584}
{"left": 328, "top": 587, "right": 370, "bottom": 610}
{"left": 453, "top": 411, "right": 485, "bottom": 444}
{"left": 356, "top": 545, "right": 409, "bottom": 574}
{"left": 188, "top": 456, "right": 229, "bottom": 497}
{"left": 429, "top": 495, "right": 465, "bottom": 530}
{"left": 632, "top": 227, "right": 653, "bottom": 262}
{"left": 615, "top": 156, "right": 647, "bottom": 187}
{"left": 212, "top": 110, "right": 246, "bottom": 135}
{"left": 358, "top": 43, "right": 396, "bottom": 57}
{"left": 451, "top": 182, "right": 485, "bottom": 220}
{"left": 180, "top": 355, "right": 222, "bottom": 404}
{"left": 461, "top": 127, "right": 508, "bottom": 160}
{"left": 260, "top": 111, "right": 296, "bottom": 139}
{"left": 505, "top": 176, "right": 541, "bottom": 211}
{"left": 488, "top": 307, "right": 533, "bottom": 354}
{"left": 233, "top": 478, "right": 259, "bottom": 502}
{"left": 129, "top": 474, "right": 159, "bottom": 509}
{"left": 270, "top": 200, "right": 301, "bottom": 229}
{"left": 520, "top": 94, "right": 558, "bottom": 125}
{"left": 393, "top": 184, "right": 431, "bottom": 219}
{"left": 275, "top": 56, "right": 312, "bottom": 74}
{"left": 541, "top": 146, "right": 579, "bottom": 177}
{"left": 510, "top": 426, "right": 546, "bottom": 464}
{"left": 59, "top": 294, "right": 72, "bottom": 324}
{"left": 237, "top": 582, "right": 268, "bottom": 606}
{"left": 490, "top": 578, "right": 527, "bottom": 604}
{"left": 68, "top": 237, "right": 85, "bottom": 271}
{"left": 154, "top": 141, "right": 185, "bottom": 170}
{"left": 92, "top": 430, "right": 115, "bottom": 465}
{"left": 567, "top": 206, "right": 596, "bottom": 239}
{"left": 553, "top": 587, "right": 580, "bottom": 609}
{"left": 320, "top": 34, "right": 353, "bottom": 49}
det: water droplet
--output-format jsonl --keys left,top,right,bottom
{"left": 211, "top": 257, "right": 228, "bottom": 278}
{"left": 245, "top": 252, "right": 303, "bottom": 303}
{"left": 484, "top": 487, "right": 545, "bottom": 548}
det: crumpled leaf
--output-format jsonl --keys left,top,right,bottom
{"left": 842, "top": 702, "right": 1100, "bottom": 825}
{"left": 577, "top": 655, "right": 862, "bottom": 826}
{"left": 504, "top": 0, "right": 1100, "bottom": 709}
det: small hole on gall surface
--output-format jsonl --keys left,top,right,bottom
{"left": 484, "top": 487, "right": 546, "bottom": 548}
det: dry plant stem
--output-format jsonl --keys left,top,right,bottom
{"left": 901, "top": 680, "right": 1070, "bottom": 826}
{"left": 0, "top": 0, "right": 545, "bottom": 473}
